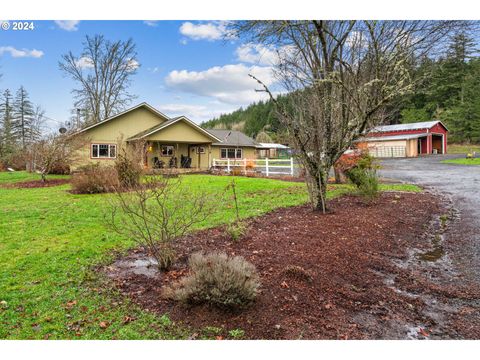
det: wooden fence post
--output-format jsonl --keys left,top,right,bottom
{"left": 265, "top": 158, "right": 269, "bottom": 177}
{"left": 290, "top": 157, "right": 294, "bottom": 176}
{"left": 244, "top": 158, "right": 247, "bottom": 175}
{"left": 227, "top": 158, "right": 231, "bottom": 173}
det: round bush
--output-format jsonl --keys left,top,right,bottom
{"left": 168, "top": 252, "right": 260, "bottom": 309}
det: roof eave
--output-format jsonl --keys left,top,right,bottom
{"left": 131, "top": 116, "right": 222, "bottom": 143}
{"left": 72, "top": 102, "right": 170, "bottom": 135}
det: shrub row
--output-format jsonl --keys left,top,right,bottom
{"left": 71, "top": 150, "right": 142, "bottom": 194}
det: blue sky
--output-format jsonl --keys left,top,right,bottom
{"left": 0, "top": 20, "right": 277, "bottom": 130}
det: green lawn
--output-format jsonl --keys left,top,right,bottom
{"left": 0, "top": 171, "right": 68, "bottom": 185}
{"left": 447, "top": 143, "right": 480, "bottom": 155}
{"left": 0, "top": 172, "right": 419, "bottom": 339}
{"left": 442, "top": 157, "right": 480, "bottom": 166}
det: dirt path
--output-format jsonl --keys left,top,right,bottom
{"left": 379, "top": 155, "right": 480, "bottom": 338}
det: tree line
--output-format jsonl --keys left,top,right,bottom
{"left": 203, "top": 32, "right": 480, "bottom": 145}
{"left": 0, "top": 86, "right": 45, "bottom": 168}
{"left": 0, "top": 34, "right": 138, "bottom": 171}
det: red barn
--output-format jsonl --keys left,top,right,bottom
{"left": 357, "top": 121, "right": 448, "bottom": 158}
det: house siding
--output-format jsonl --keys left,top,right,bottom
{"left": 73, "top": 107, "right": 167, "bottom": 169}
{"left": 72, "top": 103, "right": 259, "bottom": 171}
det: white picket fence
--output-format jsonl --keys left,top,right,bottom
{"left": 212, "top": 158, "right": 296, "bottom": 176}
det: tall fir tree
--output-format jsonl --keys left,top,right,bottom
{"left": 12, "top": 86, "right": 35, "bottom": 149}
{"left": 0, "top": 89, "right": 16, "bottom": 159}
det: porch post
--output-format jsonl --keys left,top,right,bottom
{"left": 207, "top": 144, "right": 211, "bottom": 169}
{"left": 176, "top": 143, "right": 179, "bottom": 167}
{"left": 198, "top": 148, "right": 201, "bottom": 169}
{"left": 144, "top": 141, "right": 149, "bottom": 168}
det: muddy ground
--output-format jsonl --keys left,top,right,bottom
{"left": 104, "top": 192, "right": 480, "bottom": 339}
{"left": 0, "top": 178, "right": 70, "bottom": 189}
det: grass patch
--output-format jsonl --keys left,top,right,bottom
{"left": 442, "top": 158, "right": 480, "bottom": 166}
{"left": 0, "top": 173, "right": 420, "bottom": 339}
{"left": 379, "top": 183, "right": 422, "bottom": 192}
{"left": 0, "top": 171, "right": 69, "bottom": 185}
{"left": 447, "top": 144, "right": 480, "bottom": 154}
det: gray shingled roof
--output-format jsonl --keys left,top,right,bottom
{"left": 206, "top": 129, "right": 258, "bottom": 147}
{"left": 372, "top": 121, "right": 446, "bottom": 133}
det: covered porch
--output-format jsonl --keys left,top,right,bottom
{"left": 126, "top": 115, "right": 222, "bottom": 171}
{"left": 144, "top": 141, "right": 212, "bottom": 170}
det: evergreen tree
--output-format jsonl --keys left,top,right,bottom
{"left": 12, "top": 86, "right": 35, "bottom": 149}
{"left": 0, "top": 89, "right": 16, "bottom": 160}
{"left": 397, "top": 32, "right": 480, "bottom": 143}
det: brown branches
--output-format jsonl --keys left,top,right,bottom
{"left": 106, "top": 174, "right": 217, "bottom": 270}
{"left": 59, "top": 35, "right": 138, "bottom": 125}
{"left": 240, "top": 21, "right": 470, "bottom": 212}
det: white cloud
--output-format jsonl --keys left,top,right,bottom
{"left": 165, "top": 64, "right": 275, "bottom": 105}
{"left": 236, "top": 43, "right": 279, "bottom": 66}
{"left": 75, "top": 56, "right": 94, "bottom": 69}
{"left": 236, "top": 43, "right": 297, "bottom": 68}
{"left": 54, "top": 20, "right": 80, "bottom": 31}
{"left": 74, "top": 57, "right": 139, "bottom": 71}
{"left": 144, "top": 20, "right": 158, "bottom": 27}
{"left": 126, "top": 59, "right": 140, "bottom": 71}
{"left": 179, "top": 21, "right": 232, "bottom": 41}
{"left": 0, "top": 46, "right": 44, "bottom": 58}
{"left": 157, "top": 103, "right": 235, "bottom": 123}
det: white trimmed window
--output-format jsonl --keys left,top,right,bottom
{"left": 196, "top": 146, "right": 206, "bottom": 154}
{"left": 161, "top": 145, "right": 174, "bottom": 156}
{"left": 91, "top": 144, "right": 116, "bottom": 159}
{"left": 220, "top": 148, "right": 242, "bottom": 159}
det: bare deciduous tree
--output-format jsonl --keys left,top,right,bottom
{"left": 30, "top": 133, "right": 86, "bottom": 182}
{"left": 238, "top": 20, "right": 472, "bottom": 212}
{"left": 107, "top": 174, "right": 217, "bottom": 270}
{"left": 59, "top": 35, "right": 139, "bottom": 126}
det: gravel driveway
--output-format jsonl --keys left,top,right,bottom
{"left": 379, "top": 154, "right": 480, "bottom": 281}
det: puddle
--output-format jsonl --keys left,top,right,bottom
{"left": 109, "top": 257, "right": 159, "bottom": 278}
{"left": 417, "top": 208, "right": 458, "bottom": 263}
{"left": 418, "top": 234, "right": 445, "bottom": 261}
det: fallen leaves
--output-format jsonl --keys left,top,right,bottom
{"left": 99, "top": 321, "right": 109, "bottom": 329}
{"left": 65, "top": 300, "right": 77, "bottom": 310}
{"left": 123, "top": 315, "right": 136, "bottom": 324}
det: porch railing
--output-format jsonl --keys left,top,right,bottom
{"left": 212, "top": 158, "right": 297, "bottom": 177}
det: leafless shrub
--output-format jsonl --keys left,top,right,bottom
{"left": 28, "top": 133, "right": 86, "bottom": 182}
{"left": 165, "top": 251, "right": 260, "bottom": 309}
{"left": 114, "top": 141, "right": 145, "bottom": 189}
{"left": 71, "top": 164, "right": 118, "bottom": 194}
{"left": 106, "top": 175, "right": 216, "bottom": 270}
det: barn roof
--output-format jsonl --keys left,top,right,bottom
{"left": 372, "top": 120, "right": 448, "bottom": 133}
{"left": 359, "top": 133, "right": 426, "bottom": 142}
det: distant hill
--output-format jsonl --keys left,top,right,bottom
{"left": 201, "top": 95, "right": 290, "bottom": 143}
